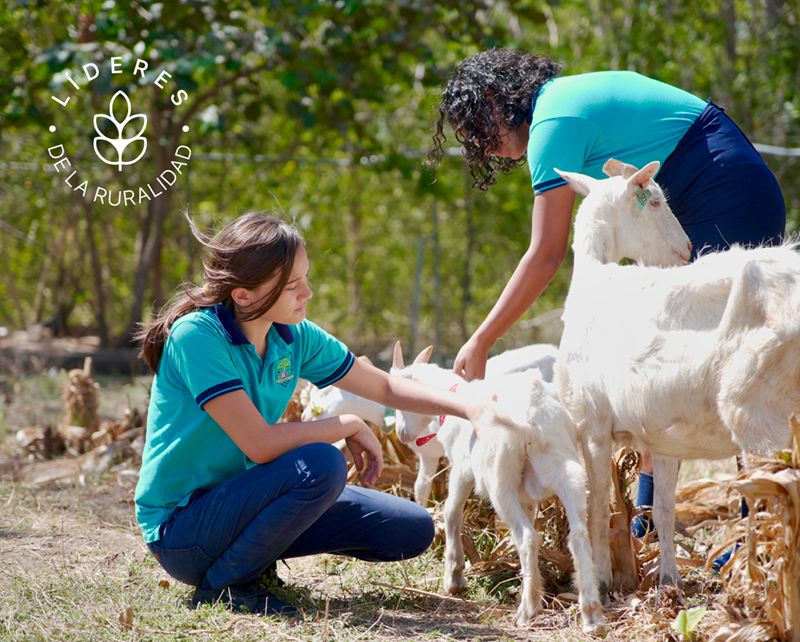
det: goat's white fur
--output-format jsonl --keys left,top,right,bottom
{"left": 392, "top": 343, "right": 604, "bottom": 632}
{"left": 302, "top": 345, "right": 558, "bottom": 508}
{"left": 556, "top": 159, "right": 800, "bottom": 594}
{"left": 301, "top": 369, "right": 446, "bottom": 507}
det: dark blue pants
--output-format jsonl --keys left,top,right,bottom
{"left": 147, "top": 443, "right": 435, "bottom": 590}
{"left": 658, "top": 100, "right": 786, "bottom": 257}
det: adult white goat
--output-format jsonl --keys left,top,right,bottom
{"left": 391, "top": 343, "right": 604, "bottom": 633}
{"left": 555, "top": 159, "right": 800, "bottom": 596}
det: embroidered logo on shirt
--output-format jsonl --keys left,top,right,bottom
{"left": 275, "top": 355, "right": 294, "bottom": 386}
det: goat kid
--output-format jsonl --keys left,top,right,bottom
{"left": 302, "top": 344, "right": 559, "bottom": 508}
{"left": 301, "top": 366, "right": 446, "bottom": 507}
{"left": 555, "top": 159, "right": 800, "bottom": 595}
{"left": 391, "top": 342, "right": 604, "bottom": 633}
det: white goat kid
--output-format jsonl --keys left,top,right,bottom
{"left": 399, "top": 343, "right": 559, "bottom": 506}
{"left": 302, "top": 344, "right": 559, "bottom": 508}
{"left": 301, "top": 376, "right": 446, "bottom": 507}
{"left": 556, "top": 159, "right": 800, "bottom": 595}
{"left": 391, "top": 343, "right": 604, "bottom": 633}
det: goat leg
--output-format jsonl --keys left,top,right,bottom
{"left": 582, "top": 425, "right": 615, "bottom": 599}
{"left": 413, "top": 454, "right": 438, "bottom": 509}
{"left": 652, "top": 456, "right": 684, "bottom": 588}
{"left": 557, "top": 460, "right": 606, "bottom": 635}
{"left": 443, "top": 468, "right": 473, "bottom": 594}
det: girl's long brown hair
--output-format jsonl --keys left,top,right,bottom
{"left": 137, "top": 212, "right": 304, "bottom": 373}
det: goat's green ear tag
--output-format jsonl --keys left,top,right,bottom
{"left": 634, "top": 186, "right": 652, "bottom": 211}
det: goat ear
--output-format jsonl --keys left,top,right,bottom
{"left": 413, "top": 345, "right": 434, "bottom": 364}
{"left": 603, "top": 158, "right": 640, "bottom": 178}
{"left": 392, "top": 341, "right": 405, "bottom": 369}
{"left": 554, "top": 168, "right": 596, "bottom": 196}
{"left": 627, "top": 161, "right": 660, "bottom": 190}
{"left": 602, "top": 159, "right": 624, "bottom": 177}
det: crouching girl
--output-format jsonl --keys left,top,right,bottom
{"left": 134, "top": 212, "right": 492, "bottom": 616}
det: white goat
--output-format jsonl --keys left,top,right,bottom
{"left": 302, "top": 345, "right": 559, "bottom": 508}
{"left": 555, "top": 159, "right": 800, "bottom": 595}
{"left": 391, "top": 343, "right": 604, "bottom": 633}
{"left": 400, "top": 343, "right": 559, "bottom": 506}
{"left": 485, "top": 343, "right": 558, "bottom": 380}
{"left": 301, "top": 371, "right": 446, "bottom": 507}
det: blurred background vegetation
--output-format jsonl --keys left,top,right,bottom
{"left": 0, "top": 0, "right": 798, "bottom": 367}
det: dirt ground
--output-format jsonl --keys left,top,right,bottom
{"left": 0, "top": 468, "right": 745, "bottom": 642}
{"left": 0, "top": 366, "right": 759, "bottom": 642}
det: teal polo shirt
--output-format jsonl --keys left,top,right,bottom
{"left": 134, "top": 303, "right": 355, "bottom": 544}
{"left": 528, "top": 71, "right": 706, "bottom": 194}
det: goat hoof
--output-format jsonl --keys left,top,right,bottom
{"left": 582, "top": 623, "right": 607, "bottom": 636}
{"left": 514, "top": 600, "right": 543, "bottom": 627}
{"left": 444, "top": 577, "right": 467, "bottom": 595}
{"left": 581, "top": 601, "right": 605, "bottom": 636}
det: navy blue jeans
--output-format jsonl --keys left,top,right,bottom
{"left": 147, "top": 442, "right": 435, "bottom": 590}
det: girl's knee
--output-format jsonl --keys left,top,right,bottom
{"left": 376, "top": 500, "right": 435, "bottom": 560}
{"left": 294, "top": 442, "right": 348, "bottom": 493}
{"left": 403, "top": 506, "right": 436, "bottom": 558}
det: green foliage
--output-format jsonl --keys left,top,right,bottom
{"left": 0, "top": 0, "right": 797, "bottom": 360}
{"left": 671, "top": 604, "right": 708, "bottom": 640}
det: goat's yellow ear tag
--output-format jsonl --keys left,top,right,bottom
{"left": 634, "top": 186, "right": 652, "bottom": 211}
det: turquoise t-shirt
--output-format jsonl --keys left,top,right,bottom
{"left": 528, "top": 72, "right": 706, "bottom": 194}
{"left": 134, "top": 303, "right": 355, "bottom": 544}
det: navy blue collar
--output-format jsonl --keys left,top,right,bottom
{"left": 210, "top": 303, "right": 294, "bottom": 346}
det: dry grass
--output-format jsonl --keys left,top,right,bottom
{"left": 3, "top": 370, "right": 796, "bottom": 641}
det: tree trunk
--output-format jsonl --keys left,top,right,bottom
{"left": 125, "top": 91, "right": 174, "bottom": 343}
{"left": 81, "top": 200, "right": 110, "bottom": 347}
{"left": 35, "top": 192, "right": 69, "bottom": 323}
{"left": 345, "top": 168, "right": 364, "bottom": 340}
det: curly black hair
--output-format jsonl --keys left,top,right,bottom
{"left": 427, "top": 48, "right": 562, "bottom": 191}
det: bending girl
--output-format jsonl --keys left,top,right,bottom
{"left": 428, "top": 47, "right": 785, "bottom": 381}
{"left": 428, "top": 48, "right": 785, "bottom": 566}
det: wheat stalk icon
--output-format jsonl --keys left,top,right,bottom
{"left": 93, "top": 90, "right": 148, "bottom": 170}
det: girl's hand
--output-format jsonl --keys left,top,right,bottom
{"left": 345, "top": 422, "right": 384, "bottom": 485}
{"left": 463, "top": 396, "right": 499, "bottom": 440}
{"left": 453, "top": 336, "right": 490, "bottom": 382}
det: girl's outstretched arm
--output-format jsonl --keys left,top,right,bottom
{"left": 453, "top": 184, "right": 575, "bottom": 381}
{"left": 204, "top": 390, "right": 383, "bottom": 483}
{"left": 334, "top": 357, "right": 493, "bottom": 433}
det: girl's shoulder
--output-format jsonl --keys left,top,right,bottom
{"left": 168, "top": 307, "right": 227, "bottom": 343}
{"left": 291, "top": 318, "right": 339, "bottom": 342}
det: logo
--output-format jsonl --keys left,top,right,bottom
{"left": 45, "top": 57, "right": 192, "bottom": 207}
{"left": 93, "top": 90, "right": 148, "bottom": 170}
{"left": 275, "top": 355, "right": 295, "bottom": 387}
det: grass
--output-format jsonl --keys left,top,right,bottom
{"left": 0, "top": 371, "right": 741, "bottom": 641}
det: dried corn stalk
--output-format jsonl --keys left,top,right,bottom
{"left": 610, "top": 449, "right": 640, "bottom": 593}
{"left": 675, "top": 477, "right": 740, "bottom": 527}
{"left": 717, "top": 415, "right": 800, "bottom": 641}
{"left": 58, "top": 357, "right": 99, "bottom": 454}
